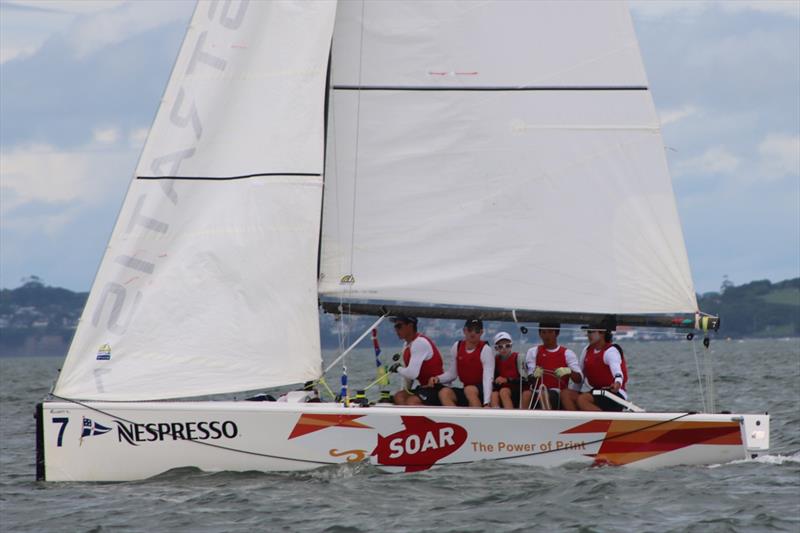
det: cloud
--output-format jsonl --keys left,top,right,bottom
{"left": 721, "top": 1, "right": 800, "bottom": 18}
{"left": 630, "top": 1, "right": 800, "bottom": 20}
{"left": 0, "top": 46, "right": 37, "bottom": 64}
{"left": 0, "top": 142, "right": 135, "bottom": 227}
{"left": 757, "top": 134, "right": 800, "bottom": 179}
{"left": 128, "top": 128, "right": 149, "bottom": 149}
{"left": 3, "top": 1, "right": 125, "bottom": 15}
{"left": 93, "top": 127, "right": 119, "bottom": 145}
{"left": 675, "top": 146, "right": 741, "bottom": 177}
{"left": 65, "top": 1, "right": 191, "bottom": 59}
{"left": 659, "top": 105, "right": 699, "bottom": 127}
{"left": 675, "top": 146, "right": 741, "bottom": 175}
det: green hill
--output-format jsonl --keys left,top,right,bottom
{"left": 1, "top": 276, "right": 798, "bottom": 356}
{"left": 697, "top": 278, "right": 800, "bottom": 338}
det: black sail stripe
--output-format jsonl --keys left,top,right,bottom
{"left": 332, "top": 85, "right": 648, "bottom": 92}
{"left": 137, "top": 173, "right": 321, "bottom": 181}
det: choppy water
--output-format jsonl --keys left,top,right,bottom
{"left": 1, "top": 338, "right": 799, "bottom": 532}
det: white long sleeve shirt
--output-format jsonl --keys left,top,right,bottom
{"left": 438, "top": 341, "right": 494, "bottom": 405}
{"left": 524, "top": 345, "right": 582, "bottom": 389}
{"left": 397, "top": 335, "right": 435, "bottom": 387}
{"left": 572, "top": 345, "right": 628, "bottom": 399}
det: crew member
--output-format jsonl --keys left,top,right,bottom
{"left": 525, "top": 322, "right": 582, "bottom": 409}
{"left": 390, "top": 315, "right": 444, "bottom": 406}
{"left": 490, "top": 331, "right": 527, "bottom": 409}
{"left": 436, "top": 318, "right": 495, "bottom": 407}
{"left": 574, "top": 320, "right": 629, "bottom": 411}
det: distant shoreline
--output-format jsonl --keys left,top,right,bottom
{"left": 2, "top": 277, "right": 798, "bottom": 358}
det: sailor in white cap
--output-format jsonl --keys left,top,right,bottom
{"left": 489, "top": 331, "right": 528, "bottom": 409}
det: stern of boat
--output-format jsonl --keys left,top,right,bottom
{"left": 35, "top": 402, "right": 45, "bottom": 481}
{"left": 740, "top": 413, "right": 770, "bottom": 459}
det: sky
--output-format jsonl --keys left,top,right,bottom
{"left": 1, "top": 0, "right": 798, "bottom": 296}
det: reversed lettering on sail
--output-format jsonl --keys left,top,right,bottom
{"left": 54, "top": 1, "right": 338, "bottom": 400}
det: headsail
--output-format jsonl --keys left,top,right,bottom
{"left": 54, "top": 1, "right": 337, "bottom": 401}
{"left": 319, "top": 0, "right": 697, "bottom": 317}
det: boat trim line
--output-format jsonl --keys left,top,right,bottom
{"left": 46, "top": 395, "right": 706, "bottom": 469}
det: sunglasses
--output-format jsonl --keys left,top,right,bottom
{"left": 495, "top": 343, "right": 512, "bottom": 350}
{"left": 394, "top": 323, "right": 406, "bottom": 329}
{"left": 466, "top": 327, "right": 483, "bottom": 333}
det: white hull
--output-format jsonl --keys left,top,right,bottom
{"left": 37, "top": 401, "right": 770, "bottom": 481}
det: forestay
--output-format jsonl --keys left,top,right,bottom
{"left": 54, "top": 1, "right": 337, "bottom": 400}
{"left": 319, "top": 0, "right": 697, "bottom": 316}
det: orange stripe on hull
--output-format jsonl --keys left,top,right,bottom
{"left": 564, "top": 418, "right": 743, "bottom": 466}
{"left": 288, "top": 414, "right": 372, "bottom": 439}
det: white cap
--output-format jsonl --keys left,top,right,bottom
{"left": 493, "top": 331, "right": 512, "bottom": 345}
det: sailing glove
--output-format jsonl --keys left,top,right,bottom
{"left": 388, "top": 363, "right": 401, "bottom": 373}
{"left": 554, "top": 367, "right": 572, "bottom": 378}
{"left": 532, "top": 367, "right": 544, "bottom": 378}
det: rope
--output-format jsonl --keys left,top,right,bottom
{"left": 323, "top": 314, "right": 389, "bottom": 374}
{"left": 346, "top": 0, "right": 367, "bottom": 278}
{"left": 49, "top": 395, "right": 338, "bottom": 466}
{"left": 47, "top": 396, "right": 697, "bottom": 469}
{"left": 690, "top": 337, "right": 707, "bottom": 412}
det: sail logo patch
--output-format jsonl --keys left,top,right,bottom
{"left": 371, "top": 416, "right": 467, "bottom": 472}
{"left": 80, "top": 417, "right": 112, "bottom": 444}
{"left": 114, "top": 420, "right": 239, "bottom": 446}
{"left": 96, "top": 344, "right": 111, "bottom": 361}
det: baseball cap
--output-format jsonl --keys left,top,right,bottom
{"left": 464, "top": 318, "right": 483, "bottom": 330}
{"left": 493, "top": 331, "right": 512, "bottom": 345}
{"left": 581, "top": 318, "right": 616, "bottom": 332}
{"left": 391, "top": 314, "right": 418, "bottom": 326}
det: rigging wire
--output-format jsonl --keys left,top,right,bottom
{"left": 690, "top": 337, "right": 708, "bottom": 413}
{"left": 47, "top": 395, "right": 698, "bottom": 469}
{"left": 336, "top": 0, "right": 369, "bottom": 406}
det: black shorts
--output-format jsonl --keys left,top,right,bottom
{"left": 593, "top": 389, "right": 625, "bottom": 412}
{"left": 531, "top": 388, "right": 562, "bottom": 410}
{"left": 412, "top": 384, "right": 443, "bottom": 406}
{"left": 453, "top": 384, "right": 484, "bottom": 407}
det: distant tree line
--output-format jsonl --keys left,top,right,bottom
{"left": 697, "top": 278, "right": 799, "bottom": 338}
{"left": 1, "top": 276, "right": 797, "bottom": 356}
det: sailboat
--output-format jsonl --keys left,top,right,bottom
{"left": 36, "top": 0, "right": 770, "bottom": 481}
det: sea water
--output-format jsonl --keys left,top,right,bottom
{"left": 1, "top": 338, "right": 798, "bottom": 532}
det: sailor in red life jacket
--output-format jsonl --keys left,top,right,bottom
{"left": 572, "top": 321, "right": 629, "bottom": 412}
{"left": 524, "top": 322, "right": 582, "bottom": 409}
{"left": 389, "top": 314, "right": 445, "bottom": 406}
{"left": 434, "top": 318, "right": 495, "bottom": 407}
{"left": 489, "top": 331, "right": 527, "bottom": 409}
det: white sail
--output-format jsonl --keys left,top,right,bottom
{"left": 54, "top": 1, "right": 337, "bottom": 400}
{"left": 319, "top": 0, "right": 697, "bottom": 315}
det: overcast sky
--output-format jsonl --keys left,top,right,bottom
{"left": 1, "top": 0, "right": 798, "bottom": 296}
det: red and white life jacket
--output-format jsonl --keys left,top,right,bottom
{"left": 456, "top": 340, "right": 487, "bottom": 387}
{"left": 402, "top": 334, "right": 444, "bottom": 386}
{"left": 495, "top": 352, "right": 521, "bottom": 382}
{"left": 583, "top": 343, "right": 628, "bottom": 389}
{"left": 535, "top": 345, "right": 569, "bottom": 390}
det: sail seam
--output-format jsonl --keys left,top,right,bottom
{"left": 332, "top": 85, "right": 649, "bottom": 91}
{"left": 136, "top": 173, "right": 321, "bottom": 181}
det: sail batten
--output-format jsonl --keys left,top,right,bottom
{"left": 320, "top": 0, "right": 697, "bottom": 317}
{"left": 331, "top": 86, "right": 650, "bottom": 91}
{"left": 54, "top": 1, "right": 338, "bottom": 401}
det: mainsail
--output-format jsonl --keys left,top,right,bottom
{"left": 319, "top": 0, "right": 697, "bottom": 317}
{"left": 54, "top": 1, "right": 337, "bottom": 400}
